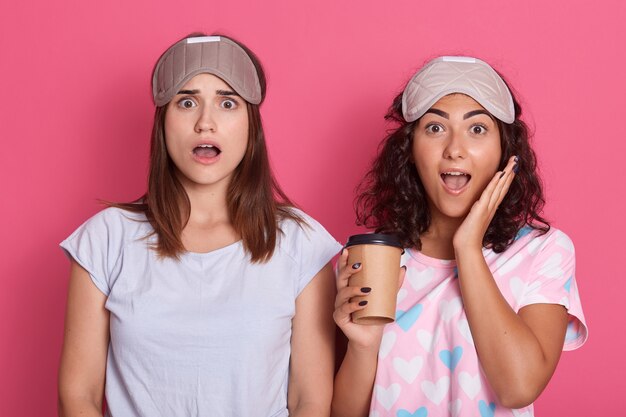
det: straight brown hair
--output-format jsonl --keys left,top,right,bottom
{"left": 111, "top": 34, "right": 303, "bottom": 262}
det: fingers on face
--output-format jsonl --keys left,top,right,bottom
{"left": 479, "top": 169, "right": 502, "bottom": 207}
{"left": 488, "top": 156, "right": 518, "bottom": 211}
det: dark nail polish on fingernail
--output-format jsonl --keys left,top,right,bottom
{"left": 352, "top": 263, "right": 361, "bottom": 269}
{"left": 340, "top": 247, "right": 344, "bottom": 255}
{"left": 361, "top": 287, "right": 371, "bottom": 293}
{"left": 513, "top": 163, "right": 520, "bottom": 174}
{"left": 514, "top": 155, "right": 519, "bottom": 162}
{"left": 358, "top": 300, "right": 368, "bottom": 306}
{"left": 500, "top": 171, "right": 506, "bottom": 178}
{"left": 401, "top": 265, "right": 407, "bottom": 270}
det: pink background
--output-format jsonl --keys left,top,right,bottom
{"left": 1, "top": 0, "right": 624, "bottom": 415}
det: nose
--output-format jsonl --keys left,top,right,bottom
{"left": 443, "top": 130, "right": 465, "bottom": 160}
{"left": 194, "top": 105, "right": 217, "bottom": 133}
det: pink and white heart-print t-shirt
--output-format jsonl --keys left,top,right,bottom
{"left": 370, "top": 227, "right": 587, "bottom": 417}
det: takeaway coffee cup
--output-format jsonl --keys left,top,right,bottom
{"left": 345, "top": 233, "right": 403, "bottom": 325}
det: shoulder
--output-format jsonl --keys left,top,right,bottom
{"left": 276, "top": 207, "right": 342, "bottom": 294}
{"left": 60, "top": 207, "right": 151, "bottom": 296}
{"left": 277, "top": 207, "right": 341, "bottom": 257}
{"left": 65, "top": 206, "right": 150, "bottom": 246}
{"left": 90, "top": 206, "right": 147, "bottom": 226}
{"left": 512, "top": 226, "right": 574, "bottom": 256}
{"left": 278, "top": 207, "right": 318, "bottom": 235}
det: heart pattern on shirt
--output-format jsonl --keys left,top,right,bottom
{"left": 478, "top": 400, "right": 496, "bottom": 417}
{"left": 407, "top": 266, "right": 434, "bottom": 291}
{"left": 456, "top": 319, "right": 474, "bottom": 346}
{"left": 509, "top": 277, "right": 543, "bottom": 304}
{"left": 380, "top": 331, "right": 397, "bottom": 359}
{"left": 448, "top": 399, "right": 462, "bottom": 417}
{"left": 396, "top": 304, "right": 423, "bottom": 331}
{"left": 496, "top": 252, "right": 524, "bottom": 275}
{"left": 439, "top": 297, "right": 462, "bottom": 322}
{"left": 537, "top": 252, "right": 564, "bottom": 278}
{"left": 396, "top": 407, "right": 428, "bottom": 417}
{"left": 439, "top": 346, "right": 463, "bottom": 371}
{"left": 393, "top": 356, "right": 423, "bottom": 383}
{"left": 397, "top": 288, "right": 408, "bottom": 304}
{"left": 512, "top": 408, "right": 532, "bottom": 417}
{"left": 375, "top": 383, "right": 401, "bottom": 410}
{"left": 368, "top": 228, "right": 585, "bottom": 417}
{"left": 416, "top": 328, "right": 439, "bottom": 353}
{"left": 421, "top": 376, "right": 450, "bottom": 405}
{"left": 458, "top": 372, "right": 481, "bottom": 399}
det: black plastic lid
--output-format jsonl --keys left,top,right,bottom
{"left": 345, "top": 233, "right": 403, "bottom": 249}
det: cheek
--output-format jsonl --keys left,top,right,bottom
{"left": 413, "top": 157, "right": 436, "bottom": 189}
{"left": 229, "top": 115, "right": 249, "bottom": 152}
{"left": 488, "top": 147, "right": 503, "bottom": 173}
{"left": 412, "top": 142, "right": 436, "bottom": 178}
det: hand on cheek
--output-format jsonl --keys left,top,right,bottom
{"left": 453, "top": 155, "right": 518, "bottom": 252}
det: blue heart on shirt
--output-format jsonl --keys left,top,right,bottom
{"left": 396, "top": 304, "right": 423, "bottom": 331}
{"left": 439, "top": 346, "right": 463, "bottom": 371}
{"left": 515, "top": 226, "right": 532, "bottom": 240}
{"left": 565, "top": 321, "right": 579, "bottom": 342}
{"left": 564, "top": 277, "right": 572, "bottom": 292}
{"left": 478, "top": 400, "right": 496, "bottom": 417}
{"left": 397, "top": 407, "right": 428, "bottom": 417}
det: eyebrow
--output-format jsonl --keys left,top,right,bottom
{"left": 463, "top": 109, "right": 493, "bottom": 120}
{"left": 175, "top": 89, "right": 240, "bottom": 97}
{"left": 424, "top": 108, "right": 493, "bottom": 120}
{"left": 216, "top": 89, "right": 239, "bottom": 97}
{"left": 425, "top": 108, "right": 449, "bottom": 118}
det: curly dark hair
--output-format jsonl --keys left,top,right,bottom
{"left": 355, "top": 77, "right": 550, "bottom": 253}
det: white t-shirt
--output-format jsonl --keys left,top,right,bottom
{"left": 61, "top": 207, "right": 341, "bottom": 417}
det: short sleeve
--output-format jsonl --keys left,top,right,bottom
{"left": 522, "top": 229, "right": 588, "bottom": 350}
{"left": 282, "top": 211, "right": 342, "bottom": 296}
{"left": 59, "top": 208, "right": 127, "bottom": 296}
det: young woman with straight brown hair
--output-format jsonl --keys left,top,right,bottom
{"left": 58, "top": 33, "right": 340, "bottom": 417}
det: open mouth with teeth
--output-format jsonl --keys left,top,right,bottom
{"left": 193, "top": 144, "right": 221, "bottom": 159}
{"left": 441, "top": 172, "right": 471, "bottom": 191}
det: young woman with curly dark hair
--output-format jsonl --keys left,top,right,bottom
{"left": 332, "top": 56, "right": 588, "bottom": 417}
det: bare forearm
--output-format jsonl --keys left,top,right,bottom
{"left": 290, "top": 402, "right": 330, "bottom": 417}
{"left": 58, "top": 397, "right": 103, "bottom": 417}
{"left": 455, "top": 248, "right": 557, "bottom": 406}
{"left": 331, "top": 343, "right": 378, "bottom": 417}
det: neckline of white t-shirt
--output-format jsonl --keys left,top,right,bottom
{"left": 181, "top": 240, "right": 244, "bottom": 259}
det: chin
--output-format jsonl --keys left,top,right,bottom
{"left": 435, "top": 200, "right": 473, "bottom": 219}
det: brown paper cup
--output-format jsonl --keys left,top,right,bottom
{"left": 346, "top": 233, "right": 403, "bottom": 325}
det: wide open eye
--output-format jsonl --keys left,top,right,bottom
{"left": 220, "top": 98, "right": 239, "bottom": 110}
{"left": 470, "top": 124, "right": 487, "bottom": 135}
{"left": 425, "top": 123, "right": 445, "bottom": 134}
{"left": 177, "top": 98, "right": 197, "bottom": 109}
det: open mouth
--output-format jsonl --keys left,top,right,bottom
{"left": 441, "top": 171, "right": 471, "bottom": 191}
{"left": 193, "top": 144, "right": 221, "bottom": 159}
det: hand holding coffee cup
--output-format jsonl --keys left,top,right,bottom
{"left": 334, "top": 233, "right": 405, "bottom": 339}
{"left": 345, "top": 234, "right": 404, "bottom": 325}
